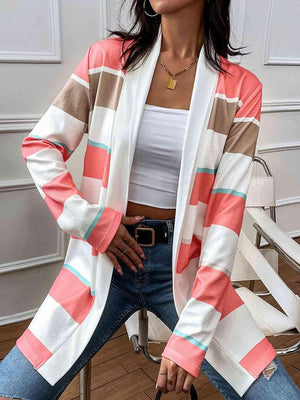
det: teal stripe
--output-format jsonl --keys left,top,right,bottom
{"left": 63, "top": 264, "right": 91, "bottom": 287}
{"left": 90, "top": 290, "right": 95, "bottom": 296}
{"left": 30, "top": 134, "right": 73, "bottom": 156}
{"left": 196, "top": 167, "right": 217, "bottom": 175}
{"left": 211, "top": 188, "right": 246, "bottom": 200}
{"left": 173, "top": 329, "right": 208, "bottom": 351}
{"left": 83, "top": 206, "right": 105, "bottom": 240}
{"left": 87, "top": 138, "right": 111, "bottom": 154}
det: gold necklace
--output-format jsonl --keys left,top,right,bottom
{"left": 159, "top": 55, "right": 199, "bottom": 90}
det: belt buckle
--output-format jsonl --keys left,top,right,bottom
{"left": 134, "top": 226, "right": 155, "bottom": 247}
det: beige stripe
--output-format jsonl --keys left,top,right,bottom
{"left": 207, "top": 97, "right": 237, "bottom": 135}
{"left": 53, "top": 78, "right": 89, "bottom": 124}
{"left": 223, "top": 121, "right": 259, "bottom": 158}
{"left": 90, "top": 71, "right": 123, "bottom": 111}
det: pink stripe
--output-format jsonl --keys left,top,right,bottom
{"left": 89, "top": 38, "right": 134, "bottom": 71}
{"left": 73, "top": 47, "right": 90, "bottom": 83}
{"left": 161, "top": 333, "right": 206, "bottom": 378}
{"left": 83, "top": 143, "right": 110, "bottom": 184}
{"left": 217, "top": 56, "right": 260, "bottom": 99}
{"left": 239, "top": 337, "right": 277, "bottom": 378}
{"left": 21, "top": 136, "right": 69, "bottom": 163}
{"left": 176, "top": 235, "right": 201, "bottom": 274}
{"left": 16, "top": 328, "right": 52, "bottom": 369}
{"left": 70, "top": 234, "right": 84, "bottom": 241}
{"left": 204, "top": 191, "right": 245, "bottom": 235}
{"left": 221, "top": 283, "right": 244, "bottom": 320}
{"left": 236, "top": 85, "right": 262, "bottom": 120}
{"left": 190, "top": 171, "right": 215, "bottom": 205}
{"left": 92, "top": 246, "right": 98, "bottom": 256}
{"left": 48, "top": 267, "right": 95, "bottom": 324}
{"left": 191, "top": 265, "right": 230, "bottom": 314}
{"left": 43, "top": 171, "right": 83, "bottom": 219}
{"left": 86, "top": 207, "right": 123, "bottom": 254}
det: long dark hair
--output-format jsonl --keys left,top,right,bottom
{"left": 106, "top": 0, "right": 250, "bottom": 76}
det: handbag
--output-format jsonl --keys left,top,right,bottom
{"left": 155, "top": 383, "right": 198, "bottom": 399}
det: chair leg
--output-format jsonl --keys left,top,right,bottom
{"left": 276, "top": 339, "right": 300, "bottom": 356}
{"left": 79, "top": 360, "right": 92, "bottom": 400}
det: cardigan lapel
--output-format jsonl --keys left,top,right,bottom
{"left": 105, "top": 26, "right": 163, "bottom": 212}
{"left": 106, "top": 23, "right": 219, "bottom": 284}
{"left": 171, "top": 40, "right": 219, "bottom": 279}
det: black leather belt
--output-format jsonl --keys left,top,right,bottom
{"left": 126, "top": 221, "right": 173, "bottom": 247}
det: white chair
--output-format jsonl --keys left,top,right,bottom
{"left": 79, "top": 156, "right": 300, "bottom": 399}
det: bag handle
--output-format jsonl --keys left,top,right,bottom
{"left": 155, "top": 383, "right": 198, "bottom": 399}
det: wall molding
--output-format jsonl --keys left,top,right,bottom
{"left": 0, "top": 178, "right": 35, "bottom": 192}
{"left": 227, "top": 0, "right": 247, "bottom": 65}
{"left": 262, "top": 100, "right": 300, "bottom": 113}
{"left": 276, "top": 195, "right": 300, "bottom": 208}
{"left": 264, "top": 0, "right": 300, "bottom": 65}
{"left": 0, "top": 115, "right": 40, "bottom": 133}
{"left": 0, "top": 307, "right": 39, "bottom": 327}
{"left": 0, "top": 0, "right": 61, "bottom": 63}
{"left": 257, "top": 142, "right": 300, "bottom": 154}
{"left": 100, "top": 0, "right": 110, "bottom": 39}
{"left": 0, "top": 179, "right": 66, "bottom": 275}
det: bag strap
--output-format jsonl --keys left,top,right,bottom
{"left": 155, "top": 383, "right": 198, "bottom": 399}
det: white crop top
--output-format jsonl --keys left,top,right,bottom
{"left": 127, "top": 103, "right": 189, "bottom": 209}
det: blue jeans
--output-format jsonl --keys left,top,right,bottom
{"left": 0, "top": 218, "right": 299, "bottom": 400}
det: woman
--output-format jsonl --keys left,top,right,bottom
{"left": 0, "top": 0, "right": 299, "bottom": 399}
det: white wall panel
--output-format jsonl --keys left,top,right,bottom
{"left": 0, "top": 0, "right": 61, "bottom": 63}
{"left": 264, "top": 0, "right": 300, "bottom": 65}
{"left": 0, "top": 0, "right": 105, "bottom": 319}
{"left": 0, "top": 184, "right": 64, "bottom": 272}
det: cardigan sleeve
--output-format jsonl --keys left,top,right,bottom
{"left": 161, "top": 81, "right": 263, "bottom": 377}
{"left": 21, "top": 44, "right": 123, "bottom": 254}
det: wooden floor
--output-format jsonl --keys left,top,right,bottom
{"left": 0, "top": 238, "right": 299, "bottom": 399}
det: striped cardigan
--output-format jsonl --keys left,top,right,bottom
{"left": 17, "top": 24, "right": 277, "bottom": 396}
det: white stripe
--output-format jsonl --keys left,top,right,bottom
{"left": 215, "top": 93, "right": 239, "bottom": 103}
{"left": 213, "top": 152, "right": 253, "bottom": 195}
{"left": 214, "top": 303, "right": 265, "bottom": 361}
{"left": 71, "top": 73, "right": 89, "bottom": 89}
{"left": 57, "top": 194, "right": 101, "bottom": 238}
{"left": 27, "top": 148, "right": 66, "bottom": 188}
{"left": 28, "top": 294, "right": 79, "bottom": 353}
{"left": 35, "top": 184, "right": 46, "bottom": 199}
{"left": 64, "top": 238, "right": 95, "bottom": 284}
{"left": 31, "top": 104, "right": 86, "bottom": 151}
{"left": 88, "top": 105, "right": 116, "bottom": 144}
{"left": 205, "top": 339, "right": 256, "bottom": 397}
{"left": 89, "top": 65, "right": 125, "bottom": 79}
{"left": 233, "top": 116, "right": 260, "bottom": 127}
{"left": 174, "top": 297, "right": 221, "bottom": 348}
{"left": 195, "top": 129, "right": 226, "bottom": 171}
{"left": 80, "top": 176, "right": 102, "bottom": 204}
{"left": 194, "top": 201, "right": 207, "bottom": 240}
{"left": 200, "top": 224, "right": 238, "bottom": 276}
{"left": 181, "top": 204, "right": 197, "bottom": 242}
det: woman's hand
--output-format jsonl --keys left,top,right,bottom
{"left": 105, "top": 215, "right": 147, "bottom": 274}
{"left": 156, "top": 356, "right": 195, "bottom": 394}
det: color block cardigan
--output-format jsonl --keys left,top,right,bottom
{"left": 17, "top": 24, "right": 277, "bottom": 397}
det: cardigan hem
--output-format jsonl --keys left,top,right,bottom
{"left": 161, "top": 347, "right": 204, "bottom": 378}
{"left": 91, "top": 209, "right": 123, "bottom": 254}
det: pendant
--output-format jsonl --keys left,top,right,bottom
{"left": 166, "top": 77, "right": 177, "bottom": 90}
